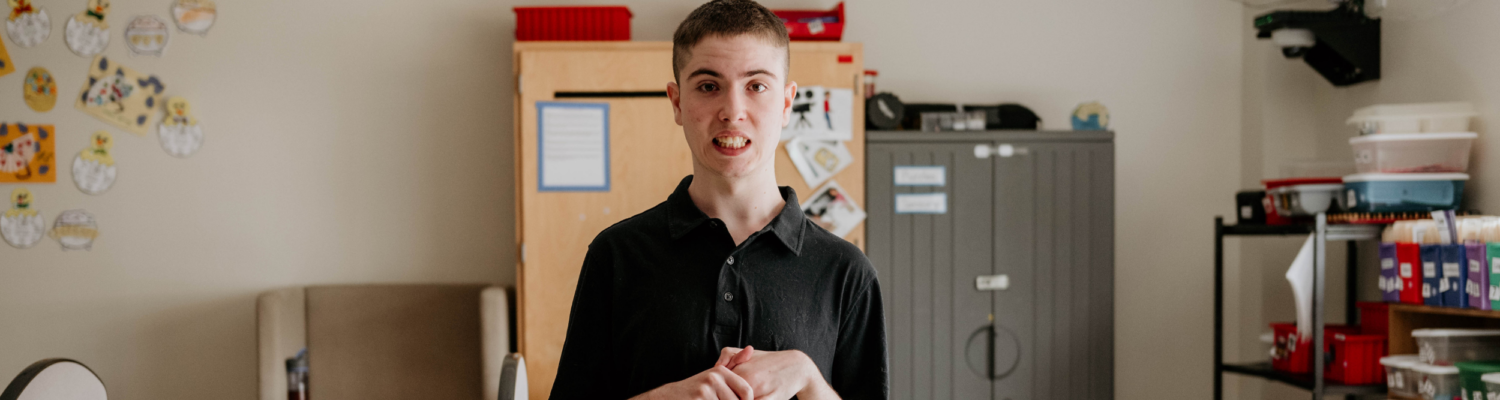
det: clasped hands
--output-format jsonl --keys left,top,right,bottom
{"left": 632, "top": 346, "right": 839, "bottom": 400}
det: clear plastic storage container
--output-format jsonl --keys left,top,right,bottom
{"left": 1483, "top": 372, "right": 1500, "bottom": 399}
{"left": 1384, "top": 355, "right": 1421, "bottom": 397}
{"left": 1350, "top": 133, "right": 1478, "bottom": 174}
{"left": 1413, "top": 329, "right": 1500, "bottom": 365}
{"left": 1269, "top": 183, "right": 1344, "bottom": 216}
{"left": 1347, "top": 102, "right": 1477, "bottom": 135}
{"left": 1343, "top": 173, "right": 1468, "bottom": 213}
{"left": 1415, "top": 363, "right": 1461, "bottom": 400}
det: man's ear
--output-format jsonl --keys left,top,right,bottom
{"left": 782, "top": 81, "right": 797, "bottom": 128}
{"left": 667, "top": 80, "right": 683, "bottom": 126}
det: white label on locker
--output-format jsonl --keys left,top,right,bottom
{"left": 895, "top": 193, "right": 947, "bottom": 214}
{"left": 893, "top": 166, "right": 946, "bottom": 186}
{"left": 1473, "top": 259, "right": 1483, "bottom": 273}
{"left": 1425, "top": 262, "right": 1437, "bottom": 278}
{"left": 1401, "top": 263, "right": 1413, "bottom": 277}
{"left": 1445, "top": 262, "right": 1461, "bottom": 277}
{"left": 1382, "top": 258, "right": 1394, "bottom": 270}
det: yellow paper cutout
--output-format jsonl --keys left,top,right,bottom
{"left": 80, "top": 131, "right": 112, "bottom": 166}
{"left": 63, "top": 0, "right": 108, "bottom": 57}
{"left": 170, "top": 0, "right": 215, "bottom": 35}
{"left": 4, "top": 188, "right": 35, "bottom": 217}
{"left": 0, "top": 123, "right": 56, "bottom": 183}
{"left": 23, "top": 67, "right": 56, "bottom": 112}
{"left": 76, "top": 56, "right": 166, "bottom": 136}
{"left": 1, "top": 187, "right": 45, "bottom": 248}
{"left": 48, "top": 208, "right": 97, "bottom": 250}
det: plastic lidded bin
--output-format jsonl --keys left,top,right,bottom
{"left": 513, "top": 6, "right": 632, "bottom": 41}
{"left": 1326, "top": 332, "right": 1388, "bottom": 384}
{"left": 1270, "top": 322, "right": 1358, "bottom": 373}
{"left": 771, "top": 2, "right": 844, "bottom": 41}
{"left": 1342, "top": 173, "right": 1468, "bottom": 213}
{"left": 1414, "top": 363, "right": 1461, "bottom": 400}
{"left": 1413, "top": 329, "right": 1500, "bottom": 365}
{"left": 1484, "top": 373, "right": 1500, "bottom": 399}
{"left": 1347, "top": 102, "right": 1477, "bottom": 135}
{"left": 1349, "top": 133, "right": 1478, "bottom": 174}
{"left": 1454, "top": 361, "right": 1500, "bottom": 400}
{"left": 1358, "top": 302, "right": 1389, "bottom": 335}
{"left": 1383, "top": 355, "right": 1420, "bottom": 397}
{"left": 1269, "top": 184, "right": 1344, "bottom": 216}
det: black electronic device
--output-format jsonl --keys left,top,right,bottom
{"left": 1253, "top": 0, "right": 1380, "bottom": 86}
{"left": 865, "top": 92, "right": 904, "bottom": 130}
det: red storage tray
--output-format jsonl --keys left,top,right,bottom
{"left": 772, "top": 2, "right": 844, "bottom": 41}
{"left": 1357, "top": 301, "right": 1389, "bottom": 335}
{"left": 1271, "top": 323, "right": 1358, "bottom": 374}
{"left": 1326, "top": 332, "right": 1389, "bottom": 384}
{"left": 514, "top": 6, "right": 632, "bottom": 41}
{"left": 1261, "top": 177, "right": 1342, "bottom": 226}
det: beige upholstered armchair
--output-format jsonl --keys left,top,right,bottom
{"left": 257, "top": 284, "right": 514, "bottom": 400}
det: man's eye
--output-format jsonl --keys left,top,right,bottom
{"left": 698, "top": 83, "right": 719, "bottom": 92}
{"left": 749, "top": 83, "right": 767, "bottom": 93}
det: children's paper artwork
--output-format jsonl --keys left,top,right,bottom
{"left": 802, "top": 181, "right": 866, "bottom": 238}
{"left": 71, "top": 131, "right": 115, "bottom": 195}
{"left": 0, "top": 30, "right": 14, "bottom": 78}
{"left": 781, "top": 86, "right": 853, "bottom": 142}
{"left": 169, "top": 0, "right": 214, "bottom": 35}
{"left": 158, "top": 96, "right": 202, "bottom": 157}
{"left": 6, "top": 0, "right": 49, "bottom": 48}
{"left": 63, "top": 0, "right": 109, "bottom": 57}
{"left": 1, "top": 187, "right": 45, "bottom": 248}
{"left": 123, "top": 15, "right": 168, "bottom": 57}
{"left": 785, "top": 136, "right": 853, "bottom": 188}
{"left": 23, "top": 67, "right": 56, "bottom": 112}
{"left": 0, "top": 123, "right": 56, "bottom": 183}
{"left": 76, "top": 56, "right": 166, "bottom": 136}
{"left": 48, "top": 208, "right": 96, "bottom": 251}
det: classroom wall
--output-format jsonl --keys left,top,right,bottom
{"left": 0, "top": 0, "right": 1245, "bottom": 399}
{"left": 1235, "top": 1, "right": 1497, "bottom": 398}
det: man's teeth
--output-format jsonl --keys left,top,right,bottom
{"left": 715, "top": 137, "right": 749, "bottom": 149}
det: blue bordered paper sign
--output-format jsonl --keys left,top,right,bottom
{"left": 895, "top": 192, "right": 947, "bottom": 214}
{"left": 538, "top": 102, "right": 610, "bottom": 192}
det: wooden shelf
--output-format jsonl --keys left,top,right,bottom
{"left": 1391, "top": 304, "right": 1500, "bottom": 319}
{"left": 1389, "top": 304, "right": 1500, "bottom": 355}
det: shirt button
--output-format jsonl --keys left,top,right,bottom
{"left": 727, "top": 256, "right": 735, "bottom": 265}
{"left": 724, "top": 292, "right": 735, "bottom": 301}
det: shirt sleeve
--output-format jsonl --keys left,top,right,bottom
{"left": 549, "top": 244, "right": 616, "bottom": 399}
{"left": 830, "top": 272, "right": 890, "bottom": 399}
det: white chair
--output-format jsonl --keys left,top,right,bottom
{"left": 497, "top": 353, "right": 527, "bottom": 400}
{"left": 0, "top": 359, "right": 107, "bottom": 400}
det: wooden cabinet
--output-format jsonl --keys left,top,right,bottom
{"left": 512, "top": 41, "right": 864, "bottom": 399}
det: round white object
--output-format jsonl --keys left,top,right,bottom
{"left": 6, "top": 9, "right": 51, "bottom": 48}
{"left": 71, "top": 155, "right": 116, "bottom": 195}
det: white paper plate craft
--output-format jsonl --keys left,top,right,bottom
{"left": 170, "top": 0, "right": 214, "bottom": 35}
{"left": 48, "top": 208, "right": 97, "bottom": 250}
{"left": 0, "top": 187, "right": 45, "bottom": 248}
{"left": 62, "top": 0, "right": 108, "bottom": 57}
{"left": 71, "top": 131, "right": 116, "bottom": 195}
{"left": 123, "top": 15, "right": 167, "bottom": 57}
{"left": 158, "top": 96, "right": 202, "bottom": 157}
{"left": 6, "top": 0, "right": 50, "bottom": 48}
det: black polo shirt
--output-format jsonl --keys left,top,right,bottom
{"left": 549, "top": 175, "right": 888, "bottom": 399}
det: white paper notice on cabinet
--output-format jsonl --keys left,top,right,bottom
{"left": 895, "top": 192, "right": 947, "bottom": 214}
{"left": 538, "top": 102, "right": 610, "bottom": 191}
{"left": 894, "top": 165, "right": 945, "bottom": 186}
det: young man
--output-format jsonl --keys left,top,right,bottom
{"left": 547, "top": 1, "right": 888, "bottom": 399}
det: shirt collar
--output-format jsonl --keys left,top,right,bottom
{"left": 666, "top": 175, "right": 806, "bottom": 255}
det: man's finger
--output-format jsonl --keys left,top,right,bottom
{"left": 714, "top": 347, "right": 743, "bottom": 368}
{"left": 716, "top": 366, "right": 754, "bottom": 400}
{"left": 726, "top": 345, "right": 754, "bottom": 369}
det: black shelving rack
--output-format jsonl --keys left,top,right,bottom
{"left": 1213, "top": 214, "right": 1387, "bottom": 399}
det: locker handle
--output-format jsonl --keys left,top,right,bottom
{"left": 973, "top": 144, "right": 1030, "bottom": 159}
{"left": 964, "top": 324, "right": 1022, "bottom": 380}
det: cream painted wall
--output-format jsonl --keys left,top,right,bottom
{"left": 0, "top": 0, "right": 1244, "bottom": 399}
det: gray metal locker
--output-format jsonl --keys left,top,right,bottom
{"left": 867, "top": 131, "right": 1114, "bottom": 400}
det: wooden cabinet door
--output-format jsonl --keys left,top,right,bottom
{"left": 514, "top": 42, "right": 863, "bottom": 400}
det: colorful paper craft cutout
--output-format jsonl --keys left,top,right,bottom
{"left": 802, "top": 180, "right": 866, "bottom": 238}
{"left": 1, "top": 187, "right": 44, "bottom": 248}
{"left": 63, "top": 0, "right": 108, "bottom": 57}
{"left": 0, "top": 123, "right": 56, "bottom": 183}
{"left": 76, "top": 56, "right": 166, "bottom": 136}
{"left": 158, "top": 97, "right": 202, "bottom": 157}
{"left": 123, "top": 15, "right": 168, "bottom": 57}
{"left": 23, "top": 67, "right": 55, "bottom": 112}
{"left": 49, "top": 208, "right": 96, "bottom": 250}
{"left": 72, "top": 131, "right": 115, "bottom": 195}
{"left": 6, "top": 0, "right": 49, "bottom": 48}
{"left": 170, "top": 0, "right": 213, "bottom": 35}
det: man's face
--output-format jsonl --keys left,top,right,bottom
{"left": 668, "top": 34, "right": 794, "bottom": 180}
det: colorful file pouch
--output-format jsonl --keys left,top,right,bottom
{"left": 1468, "top": 241, "right": 1489, "bottom": 310}
{"left": 1422, "top": 244, "right": 1443, "bottom": 306}
{"left": 1381, "top": 243, "right": 1400, "bottom": 302}
{"left": 1490, "top": 243, "right": 1500, "bottom": 310}
{"left": 1441, "top": 243, "right": 1467, "bottom": 308}
{"left": 1400, "top": 243, "right": 1423, "bottom": 304}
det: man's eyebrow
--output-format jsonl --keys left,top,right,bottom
{"left": 743, "top": 69, "right": 776, "bottom": 79}
{"left": 687, "top": 68, "right": 720, "bottom": 79}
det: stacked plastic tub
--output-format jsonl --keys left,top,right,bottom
{"left": 1345, "top": 102, "right": 1476, "bottom": 215}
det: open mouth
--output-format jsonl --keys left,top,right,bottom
{"left": 713, "top": 136, "right": 750, "bottom": 149}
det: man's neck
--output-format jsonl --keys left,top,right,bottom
{"left": 687, "top": 168, "right": 785, "bottom": 246}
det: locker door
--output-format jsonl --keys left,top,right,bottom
{"left": 868, "top": 142, "right": 994, "bottom": 400}
{"left": 991, "top": 141, "right": 1114, "bottom": 400}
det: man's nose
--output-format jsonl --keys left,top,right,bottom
{"left": 718, "top": 90, "right": 747, "bottom": 122}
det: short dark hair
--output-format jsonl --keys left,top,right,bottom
{"left": 672, "top": 0, "right": 790, "bottom": 82}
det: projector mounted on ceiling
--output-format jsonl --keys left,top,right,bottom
{"left": 1254, "top": 0, "right": 1381, "bottom": 87}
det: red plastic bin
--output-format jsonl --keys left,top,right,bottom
{"left": 772, "top": 2, "right": 844, "bottom": 41}
{"left": 1261, "top": 177, "right": 1342, "bottom": 225}
{"left": 1271, "top": 323, "right": 1358, "bottom": 374}
{"left": 1326, "top": 332, "right": 1389, "bottom": 384}
{"left": 1357, "top": 301, "right": 1389, "bottom": 335}
{"left": 514, "top": 6, "right": 632, "bottom": 41}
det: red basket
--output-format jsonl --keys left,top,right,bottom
{"left": 772, "top": 2, "right": 844, "bottom": 41}
{"left": 1357, "top": 301, "right": 1389, "bottom": 335}
{"left": 514, "top": 6, "right": 632, "bottom": 41}
{"left": 1326, "top": 332, "right": 1389, "bottom": 384}
{"left": 1271, "top": 323, "right": 1358, "bottom": 374}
